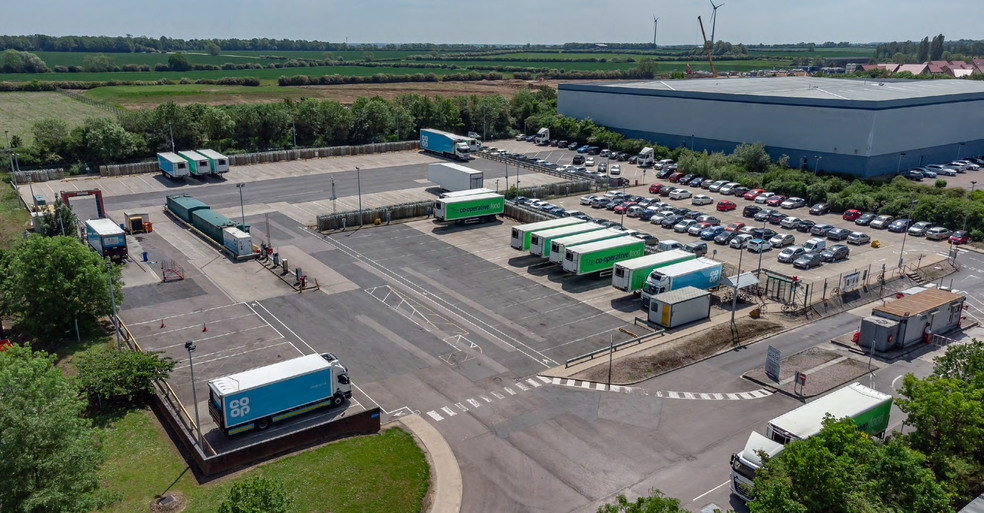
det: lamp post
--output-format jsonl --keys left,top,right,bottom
{"left": 756, "top": 218, "right": 767, "bottom": 277}
{"left": 106, "top": 262, "right": 121, "bottom": 350}
{"left": 691, "top": 134, "right": 696, "bottom": 151}
{"left": 896, "top": 152, "right": 907, "bottom": 174}
{"left": 814, "top": 155, "right": 823, "bottom": 175}
{"left": 963, "top": 181, "right": 977, "bottom": 233}
{"left": 898, "top": 199, "right": 918, "bottom": 269}
{"left": 236, "top": 183, "right": 246, "bottom": 228}
{"left": 356, "top": 166, "right": 362, "bottom": 226}
{"left": 185, "top": 341, "right": 204, "bottom": 448}
{"left": 730, "top": 242, "right": 745, "bottom": 331}
{"left": 4, "top": 130, "right": 15, "bottom": 200}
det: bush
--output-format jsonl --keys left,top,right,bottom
{"left": 935, "top": 179, "right": 948, "bottom": 188}
{"left": 218, "top": 477, "right": 292, "bottom": 513}
{"left": 73, "top": 347, "right": 175, "bottom": 405}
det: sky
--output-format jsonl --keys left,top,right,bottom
{"left": 2, "top": 0, "right": 980, "bottom": 46}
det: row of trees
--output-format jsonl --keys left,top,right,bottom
{"left": 874, "top": 34, "right": 984, "bottom": 63}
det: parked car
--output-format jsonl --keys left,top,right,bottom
{"left": 809, "top": 203, "right": 831, "bottom": 215}
{"left": 701, "top": 226, "right": 726, "bottom": 240}
{"left": 744, "top": 189, "right": 765, "bottom": 200}
{"left": 696, "top": 215, "right": 721, "bottom": 225}
{"left": 718, "top": 182, "right": 741, "bottom": 195}
{"left": 659, "top": 214, "right": 684, "bottom": 228}
{"left": 674, "top": 219, "right": 698, "bottom": 233}
{"left": 706, "top": 180, "right": 727, "bottom": 192}
{"left": 670, "top": 189, "right": 692, "bottom": 200}
{"left": 780, "top": 197, "right": 806, "bottom": 209}
{"left": 754, "top": 192, "right": 776, "bottom": 204}
{"left": 692, "top": 194, "right": 713, "bottom": 206}
{"left": 572, "top": 154, "right": 585, "bottom": 165}
{"left": 777, "top": 246, "right": 806, "bottom": 263}
{"left": 949, "top": 230, "right": 970, "bottom": 244}
{"left": 668, "top": 173, "right": 684, "bottom": 183}
{"left": 730, "top": 234, "right": 753, "bottom": 249}
{"left": 926, "top": 227, "right": 953, "bottom": 241}
{"left": 754, "top": 209, "right": 776, "bottom": 222}
{"left": 811, "top": 224, "right": 834, "bottom": 236}
{"left": 870, "top": 215, "right": 895, "bottom": 229}
{"left": 748, "top": 238, "right": 773, "bottom": 253}
{"left": 847, "top": 231, "right": 870, "bottom": 245}
{"left": 577, "top": 145, "right": 590, "bottom": 153}
{"left": 567, "top": 141, "right": 579, "bottom": 150}
{"left": 908, "top": 221, "right": 932, "bottom": 236}
{"left": 701, "top": 179, "right": 715, "bottom": 189}
{"left": 626, "top": 206, "right": 646, "bottom": 218}
{"left": 649, "top": 183, "right": 665, "bottom": 194}
{"left": 659, "top": 186, "right": 675, "bottom": 197}
{"left": 769, "top": 211, "right": 788, "bottom": 225}
{"left": 752, "top": 227, "right": 778, "bottom": 240}
{"left": 793, "top": 252, "right": 823, "bottom": 269}
{"left": 656, "top": 168, "right": 674, "bottom": 179}
{"left": 766, "top": 195, "right": 788, "bottom": 207}
{"left": 842, "top": 209, "right": 863, "bottom": 221}
{"left": 585, "top": 157, "right": 595, "bottom": 167}
{"left": 717, "top": 200, "right": 737, "bottom": 212}
{"left": 580, "top": 194, "right": 599, "bottom": 205}
{"left": 821, "top": 244, "right": 850, "bottom": 262}
{"left": 715, "top": 230, "right": 740, "bottom": 245}
{"left": 826, "top": 227, "right": 852, "bottom": 241}
{"left": 598, "top": 162, "right": 607, "bottom": 173}
{"left": 610, "top": 164, "right": 621, "bottom": 175}
{"left": 780, "top": 217, "right": 803, "bottom": 230}
{"left": 796, "top": 219, "right": 817, "bottom": 233}
{"left": 688, "top": 177, "right": 705, "bottom": 187}
{"left": 682, "top": 241, "right": 708, "bottom": 257}
{"left": 733, "top": 186, "right": 750, "bottom": 198}
{"left": 855, "top": 213, "right": 876, "bottom": 226}
{"left": 591, "top": 198, "right": 612, "bottom": 209}
{"left": 742, "top": 205, "right": 762, "bottom": 218}
{"left": 770, "top": 233, "right": 796, "bottom": 248}
{"left": 688, "top": 222, "right": 713, "bottom": 236}
{"left": 888, "top": 219, "right": 911, "bottom": 233}
{"left": 558, "top": 140, "right": 568, "bottom": 148}
{"left": 633, "top": 233, "right": 660, "bottom": 246}
{"left": 680, "top": 174, "right": 695, "bottom": 184}
{"left": 515, "top": 134, "right": 526, "bottom": 141}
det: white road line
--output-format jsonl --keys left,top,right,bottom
{"left": 892, "top": 375, "right": 904, "bottom": 389}
{"left": 480, "top": 395, "right": 492, "bottom": 403}
{"left": 455, "top": 402, "right": 468, "bottom": 412}
{"left": 467, "top": 398, "right": 481, "bottom": 408}
{"left": 129, "top": 304, "right": 241, "bottom": 325}
{"left": 426, "top": 411, "right": 444, "bottom": 422}
{"left": 739, "top": 392, "right": 754, "bottom": 399}
{"left": 254, "top": 301, "right": 318, "bottom": 353}
{"left": 692, "top": 480, "right": 730, "bottom": 502}
{"left": 538, "top": 376, "right": 551, "bottom": 384}
{"left": 526, "top": 378, "right": 541, "bottom": 388}
{"left": 668, "top": 391, "right": 680, "bottom": 399}
{"left": 596, "top": 383, "right": 606, "bottom": 391}
{"left": 713, "top": 393, "right": 724, "bottom": 400}
{"left": 552, "top": 377, "right": 561, "bottom": 385}
{"left": 566, "top": 379, "right": 576, "bottom": 386}
{"left": 505, "top": 387, "right": 516, "bottom": 395}
{"left": 441, "top": 406, "right": 456, "bottom": 417}
{"left": 491, "top": 391, "right": 505, "bottom": 400}
{"left": 173, "top": 340, "right": 292, "bottom": 370}
{"left": 516, "top": 382, "right": 530, "bottom": 391}
{"left": 580, "top": 381, "right": 591, "bottom": 389}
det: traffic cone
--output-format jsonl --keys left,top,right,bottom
{"left": 160, "top": 319, "right": 165, "bottom": 329}
{"left": 203, "top": 322, "right": 208, "bottom": 332}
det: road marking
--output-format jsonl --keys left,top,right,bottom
{"left": 596, "top": 383, "right": 606, "bottom": 391}
{"left": 700, "top": 393, "right": 712, "bottom": 400}
{"left": 505, "top": 387, "right": 516, "bottom": 395}
{"left": 526, "top": 378, "right": 541, "bottom": 388}
{"left": 441, "top": 406, "right": 456, "bottom": 417}
{"left": 480, "top": 395, "right": 492, "bottom": 403}
{"left": 892, "top": 375, "right": 904, "bottom": 389}
{"left": 455, "top": 402, "right": 468, "bottom": 412}
{"left": 581, "top": 381, "right": 591, "bottom": 389}
{"left": 566, "top": 379, "right": 576, "bottom": 386}
{"left": 713, "top": 393, "right": 724, "bottom": 400}
{"left": 427, "top": 411, "right": 444, "bottom": 421}
{"left": 683, "top": 392, "right": 695, "bottom": 399}
{"left": 727, "top": 393, "right": 740, "bottom": 400}
{"left": 516, "top": 382, "right": 529, "bottom": 391}
{"left": 692, "top": 480, "right": 730, "bottom": 502}
{"left": 491, "top": 391, "right": 505, "bottom": 399}
{"left": 668, "top": 391, "right": 680, "bottom": 398}
{"left": 739, "top": 392, "right": 754, "bottom": 399}
{"left": 467, "top": 398, "right": 481, "bottom": 408}
{"left": 538, "top": 376, "right": 551, "bottom": 384}
{"left": 552, "top": 377, "right": 561, "bottom": 385}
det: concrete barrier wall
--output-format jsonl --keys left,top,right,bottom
{"left": 12, "top": 168, "right": 65, "bottom": 184}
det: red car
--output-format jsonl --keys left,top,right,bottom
{"left": 668, "top": 173, "right": 684, "bottom": 183}
{"left": 766, "top": 195, "right": 787, "bottom": 207}
{"left": 613, "top": 202, "right": 637, "bottom": 214}
{"left": 649, "top": 184, "right": 663, "bottom": 194}
{"left": 842, "top": 209, "right": 863, "bottom": 221}
{"left": 717, "top": 200, "right": 737, "bottom": 212}
{"left": 726, "top": 222, "right": 745, "bottom": 231}
{"left": 949, "top": 230, "right": 970, "bottom": 245}
{"left": 744, "top": 189, "right": 765, "bottom": 200}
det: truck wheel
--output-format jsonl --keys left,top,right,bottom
{"left": 256, "top": 417, "right": 272, "bottom": 431}
{"left": 331, "top": 394, "right": 344, "bottom": 407}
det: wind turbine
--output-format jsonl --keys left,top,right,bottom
{"left": 653, "top": 15, "right": 659, "bottom": 46}
{"left": 709, "top": 0, "right": 724, "bottom": 45}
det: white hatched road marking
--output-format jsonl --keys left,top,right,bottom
{"left": 492, "top": 391, "right": 505, "bottom": 399}
{"left": 534, "top": 378, "right": 776, "bottom": 401}
{"left": 467, "top": 398, "right": 481, "bottom": 408}
{"left": 538, "top": 376, "right": 551, "bottom": 383}
{"left": 566, "top": 379, "right": 576, "bottom": 386}
{"left": 727, "top": 393, "right": 740, "bottom": 400}
{"left": 552, "top": 377, "right": 561, "bottom": 385}
{"left": 505, "top": 387, "right": 516, "bottom": 395}
{"left": 700, "top": 393, "right": 712, "bottom": 400}
{"left": 581, "top": 381, "right": 591, "bottom": 389}
{"left": 739, "top": 392, "right": 754, "bottom": 399}
{"left": 527, "top": 378, "right": 541, "bottom": 388}
{"left": 427, "top": 411, "right": 444, "bottom": 421}
{"left": 480, "top": 395, "right": 492, "bottom": 403}
{"left": 441, "top": 406, "right": 456, "bottom": 417}
{"left": 516, "top": 382, "right": 529, "bottom": 391}
{"left": 455, "top": 402, "right": 468, "bottom": 412}
{"left": 668, "top": 391, "right": 680, "bottom": 398}
{"left": 683, "top": 392, "right": 695, "bottom": 399}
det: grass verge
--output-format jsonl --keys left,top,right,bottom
{"left": 0, "top": 172, "right": 29, "bottom": 249}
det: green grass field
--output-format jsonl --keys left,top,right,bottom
{"left": 97, "top": 409, "right": 429, "bottom": 512}
{"left": 32, "top": 49, "right": 430, "bottom": 68}
{"left": 0, "top": 91, "right": 113, "bottom": 144}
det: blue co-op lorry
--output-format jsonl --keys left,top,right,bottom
{"left": 641, "top": 257, "right": 723, "bottom": 309}
{"left": 208, "top": 353, "right": 352, "bottom": 435}
{"left": 420, "top": 128, "right": 471, "bottom": 161}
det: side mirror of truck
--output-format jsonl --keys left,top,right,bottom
{"left": 730, "top": 453, "right": 736, "bottom": 466}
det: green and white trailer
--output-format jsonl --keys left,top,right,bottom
{"left": 178, "top": 150, "right": 210, "bottom": 176}
{"left": 612, "top": 250, "right": 695, "bottom": 293}
{"left": 434, "top": 192, "right": 504, "bottom": 224}
{"left": 562, "top": 236, "right": 646, "bottom": 276}
{"left": 195, "top": 149, "right": 230, "bottom": 175}
{"left": 548, "top": 228, "right": 627, "bottom": 264}
{"left": 529, "top": 223, "right": 605, "bottom": 258}
{"left": 510, "top": 218, "right": 586, "bottom": 251}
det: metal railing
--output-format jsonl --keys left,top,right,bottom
{"left": 565, "top": 331, "right": 662, "bottom": 368}
{"left": 477, "top": 150, "right": 624, "bottom": 188}
{"left": 316, "top": 199, "right": 434, "bottom": 231}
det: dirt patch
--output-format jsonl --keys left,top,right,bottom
{"left": 743, "top": 347, "right": 875, "bottom": 397}
{"left": 576, "top": 317, "right": 783, "bottom": 384}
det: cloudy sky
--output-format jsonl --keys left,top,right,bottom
{"left": 2, "top": 0, "right": 977, "bottom": 45}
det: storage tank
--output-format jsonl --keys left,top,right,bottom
{"left": 166, "top": 194, "right": 210, "bottom": 223}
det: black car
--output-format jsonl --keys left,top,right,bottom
{"left": 639, "top": 209, "right": 659, "bottom": 221}
{"left": 591, "top": 217, "right": 609, "bottom": 225}
{"left": 587, "top": 146, "right": 601, "bottom": 155}
{"left": 572, "top": 154, "right": 585, "bottom": 165}
{"left": 794, "top": 252, "right": 823, "bottom": 269}
{"left": 661, "top": 215, "right": 684, "bottom": 229}
{"left": 558, "top": 140, "right": 568, "bottom": 148}
{"left": 752, "top": 227, "right": 777, "bottom": 240}
{"left": 672, "top": 207, "right": 692, "bottom": 216}
{"left": 659, "top": 187, "right": 674, "bottom": 197}
{"left": 754, "top": 209, "right": 776, "bottom": 222}
{"left": 811, "top": 224, "right": 834, "bottom": 236}
{"left": 821, "top": 244, "right": 850, "bottom": 262}
{"left": 514, "top": 196, "right": 531, "bottom": 206}
{"left": 633, "top": 233, "right": 660, "bottom": 246}
{"left": 684, "top": 210, "right": 703, "bottom": 220}
{"left": 855, "top": 213, "right": 876, "bottom": 226}
{"left": 809, "top": 203, "right": 830, "bottom": 215}
{"left": 680, "top": 174, "right": 695, "bottom": 183}
{"left": 656, "top": 168, "right": 673, "bottom": 179}
{"left": 567, "top": 142, "right": 580, "bottom": 150}
{"left": 796, "top": 219, "right": 817, "bottom": 233}
{"left": 682, "top": 241, "right": 708, "bottom": 257}
{"left": 743, "top": 205, "right": 762, "bottom": 218}
{"left": 715, "top": 230, "right": 740, "bottom": 245}
{"left": 615, "top": 152, "right": 628, "bottom": 161}
{"left": 826, "top": 227, "right": 852, "bottom": 241}
{"left": 733, "top": 186, "right": 750, "bottom": 198}
{"left": 769, "top": 212, "right": 788, "bottom": 225}
{"left": 549, "top": 139, "right": 558, "bottom": 147}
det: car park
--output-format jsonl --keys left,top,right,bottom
{"left": 908, "top": 221, "right": 932, "bottom": 236}
{"left": 730, "top": 234, "right": 753, "bottom": 249}
{"left": 826, "top": 227, "right": 852, "bottom": 241}
{"left": 949, "top": 230, "right": 970, "bottom": 244}
{"left": 888, "top": 219, "right": 911, "bottom": 233}
{"left": 754, "top": 209, "right": 776, "bottom": 222}
{"left": 770, "top": 233, "right": 795, "bottom": 248}
{"left": 719, "top": 182, "right": 741, "bottom": 195}
{"left": 696, "top": 215, "right": 721, "bottom": 225}
{"left": 748, "top": 238, "right": 773, "bottom": 253}
{"left": 610, "top": 164, "right": 621, "bottom": 175}
{"left": 708, "top": 180, "right": 729, "bottom": 192}
{"left": 743, "top": 205, "right": 762, "bottom": 218}
{"left": 821, "top": 245, "right": 850, "bottom": 262}
{"left": 847, "top": 231, "right": 870, "bottom": 245}
{"left": 701, "top": 226, "right": 726, "bottom": 240}
{"left": 870, "top": 215, "right": 895, "bottom": 229}
{"left": 744, "top": 189, "right": 765, "bottom": 200}
{"left": 692, "top": 194, "right": 713, "bottom": 206}
{"left": 925, "top": 227, "right": 952, "bottom": 240}
{"left": 793, "top": 252, "right": 823, "bottom": 269}
{"left": 810, "top": 224, "right": 834, "bottom": 236}
{"left": 688, "top": 222, "right": 713, "bottom": 236}
{"left": 842, "top": 209, "right": 863, "bottom": 221}
{"left": 780, "top": 197, "right": 806, "bottom": 209}
{"left": 717, "top": 200, "right": 737, "bottom": 212}
{"left": 766, "top": 195, "right": 787, "bottom": 207}
{"left": 780, "top": 217, "right": 803, "bottom": 230}
{"left": 674, "top": 219, "right": 698, "bottom": 233}
{"left": 670, "top": 189, "right": 692, "bottom": 200}
{"left": 809, "top": 203, "right": 831, "bottom": 215}
{"left": 796, "top": 219, "right": 816, "bottom": 233}
{"left": 726, "top": 222, "right": 745, "bottom": 231}
{"left": 715, "top": 230, "right": 740, "bottom": 245}
{"left": 768, "top": 211, "right": 788, "bottom": 225}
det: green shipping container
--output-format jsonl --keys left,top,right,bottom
{"left": 436, "top": 193, "right": 504, "bottom": 222}
{"left": 192, "top": 209, "right": 236, "bottom": 244}
{"left": 167, "top": 194, "right": 210, "bottom": 223}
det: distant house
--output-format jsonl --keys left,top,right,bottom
{"left": 880, "top": 63, "right": 900, "bottom": 73}
{"left": 860, "top": 64, "right": 881, "bottom": 72}
{"left": 953, "top": 68, "right": 981, "bottom": 78}
{"left": 927, "top": 63, "right": 947, "bottom": 75}
{"left": 896, "top": 63, "right": 930, "bottom": 75}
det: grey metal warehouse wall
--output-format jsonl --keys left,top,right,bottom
{"left": 558, "top": 84, "right": 984, "bottom": 177}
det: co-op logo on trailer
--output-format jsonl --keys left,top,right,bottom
{"left": 229, "top": 397, "right": 251, "bottom": 418}
{"left": 710, "top": 269, "right": 721, "bottom": 282}
{"left": 593, "top": 251, "right": 630, "bottom": 265}
{"left": 458, "top": 201, "right": 502, "bottom": 214}
{"left": 421, "top": 135, "right": 429, "bottom": 148}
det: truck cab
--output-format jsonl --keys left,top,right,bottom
{"left": 534, "top": 128, "right": 550, "bottom": 146}
{"left": 637, "top": 147, "right": 655, "bottom": 167}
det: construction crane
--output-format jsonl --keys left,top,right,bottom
{"left": 697, "top": 16, "right": 718, "bottom": 78}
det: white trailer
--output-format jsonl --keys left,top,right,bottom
{"left": 222, "top": 227, "right": 253, "bottom": 257}
{"left": 510, "top": 218, "right": 586, "bottom": 251}
{"left": 612, "top": 250, "right": 695, "bottom": 293}
{"left": 428, "top": 162, "right": 484, "bottom": 192}
{"left": 195, "top": 149, "right": 230, "bottom": 174}
{"left": 529, "top": 223, "right": 605, "bottom": 258}
{"left": 439, "top": 188, "right": 494, "bottom": 199}
{"left": 548, "top": 228, "right": 627, "bottom": 264}
{"left": 178, "top": 150, "right": 210, "bottom": 177}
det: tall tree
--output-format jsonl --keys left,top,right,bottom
{"left": 917, "top": 37, "right": 930, "bottom": 63}
{"left": 930, "top": 34, "right": 946, "bottom": 61}
{"left": 32, "top": 117, "right": 69, "bottom": 161}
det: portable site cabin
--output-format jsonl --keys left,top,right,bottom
{"left": 195, "top": 149, "right": 230, "bottom": 175}
{"left": 862, "top": 288, "right": 966, "bottom": 350}
{"left": 178, "top": 151, "right": 211, "bottom": 177}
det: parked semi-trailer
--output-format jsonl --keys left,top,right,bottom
{"left": 208, "top": 353, "right": 352, "bottom": 436}
{"left": 612, "top": 250, "right": 695, "bottom": 293}
{"left": 529, "top": 223, "right": 605, "bottom": 258}
{"left": 641, "top": 258, "right": 722, "bottom": 309}
{"left": 428, "top": 162, "right": 484, "bottom": 192}
{"left": 420, "top": 128, "right": 471, "bottom": 161}
{"left": 434, "top": 192, "right": 503, "bottom": 224}
{"left": 85, "top": 218, "right": 128, "bottom": 262}
{"left": 178, "top": 150, "right": 210, "bottom": 177}
{"left": 548, "top": 228, "right": 627, "bottom": 264}
{"left": 562, "top": 236, "right": 645, "bottom": 275}
{"left": 730, "top": 383, "right": 892, "bottom": 502}
{"left": 157, "top": 152, "right": 190, "bottom": 179}
{"left": 510, "top": 218, "right": 586, "bottom": 251}
{"left": 195, "top": 149, "right": 230, "bottom": 175}
{"left": 439, "top": 187, "right": 494, "bottom": 199}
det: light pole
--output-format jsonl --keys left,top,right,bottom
{"left": 292, "top": 118, "right": 297, "bottom": 148}
{"left": 606, "top": 143, "right": 611, "bottom": 175}
{"left": 106, "top": 262, "right": 121, "bottom": 350}
{"left": 236, "top": 183, "right": 246, "bottom": 228}
{"left": 356, "top": 166, "right": 363, "bottom": 226}
{"left": 169, "top": 122, "right": 175, "bottom": 153}
{"left": 730, "top": 242, "right": 745, "bottom": 331}
{"left": 896, "top": 152, "right": 907, "bottom": 174}
{"left": 814, "top": 155, "right": 823, "bottom": 175}
{"left": 898, "top": 199, "right": 917, "bottom": 269}
{"left": 185, "top": 341, "right": 204, "bottom": 448}
{"left": 495, "top": 179, "right": 500, "bottom": 193}
{"left": 4, "top": 131, "right": 16, "bottom": 202}
{"left": 691, "top": 134, "right": 696, "bottom": 151}
{"left": 756, "top": 218, "right": 767, "bottom": 277}
{"left": 963, "top": 181, "right": 977, "bottom": 233}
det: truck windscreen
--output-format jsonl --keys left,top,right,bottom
{"left": 732, "top": 456, "right": 758, "bottom": 481}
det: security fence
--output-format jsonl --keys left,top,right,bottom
{"left": 316, "top": 200, "right": 434, "bottom": 231}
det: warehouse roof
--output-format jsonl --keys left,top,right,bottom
{"left": 560, "top": 77, "right": 984, "bottom": 108}
{"left": 873, "top": 288, "right": 964, "bottom": 318}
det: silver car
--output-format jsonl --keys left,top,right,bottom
{"left": 908, "top": 221, "right": 932, "bottom": 237}
{"left": 770, "top": 233, "right": 796, "bottom": 248}
{"left": 847, "top": 231, "right": 870, "bottom": 245}
{"left": 777, "top": 245, "right": 806, "bottom": 263}
{"left": 674, "top": 219, "right": 698, "bottom": 233}
{"left": 730, "top": 234, "right": 753, "bottom": 249}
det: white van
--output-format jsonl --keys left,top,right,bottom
{"left": 802, "top": 238, "right": 826, "bottom": 253}
{"left": 657, "top": 240, "right": 684, "bottom": 252}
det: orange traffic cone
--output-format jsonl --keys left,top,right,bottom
{"left": 202, "top": 323, "right": 208, "bottom": 332}
{"left": 160, "top": 319, "right": 165, "bottom": 329}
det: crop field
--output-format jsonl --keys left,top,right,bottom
{"left": 32, "top": 49, "right": 433, "bottom": 68}
{"left": 0, "top": 91, "right": 113, "bottom": 144}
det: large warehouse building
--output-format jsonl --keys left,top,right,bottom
{"left": 558, "top": 77, "right": 984, "bottom": 177}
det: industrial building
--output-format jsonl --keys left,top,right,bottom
{"left": 557, "top": 77, "right": 984, "bottom": 177}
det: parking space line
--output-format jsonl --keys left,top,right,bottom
{"left": 253, "top": 301, "right": 318, "bottom": 354}
{"left": 480, "top": 395, "right": 492, "bottom": 403}
{"left": 158, "top": 325, "right": 276, "bottom": 351}
{"left": 427, "top": 411, "right": 444, "bottom": 422}
{"left": 454, "top": 402, "right": 468, "bottom": 412}
{"left": 173, "top": 340, "right": 293, "bottom": 370}
{"left": 141, "top": 313, "right": 261, "bottom": 338}
{"left": 467, "top": 398, "right": 481, "bottom": 408}
{"left": 441, "top": 406, "right": 456, "bottom": 417}
{"left": 129, "top": 304, "right": 242, "bottom": 325}
{"left": 492, "top": 391, "right": 505, "bottom": 399}
{"left": 504, "top": 387, "right": 516, "bottom": 395}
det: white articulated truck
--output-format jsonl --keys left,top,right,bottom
{"left": 548, "top": 228, "right": 627, "bottom": 264}
{"left": 641, "top": 258, "right": 723, "bottom": 310}
{"left": 510, "top": 218, "right": 586, "bottom": 251}
{"left": 428, "top": 162, "right": 484, "bottom": 192}
{"left": 730, "top": 382, "right": 893, "bottom": 502}
{"left": 529, "top": 223, "right": 605, "bottom": 258}
{"left": 562, "top": 236, "right": 646, "bottom": 276}
{"left": 439, "top": 187, "right": 494, "bottom": 199}
{"left": 612, "top": 250, "right": 695, "bottom": 294}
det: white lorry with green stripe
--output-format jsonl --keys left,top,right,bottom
{"left": 612, "top": 250, "right": 695, "bottom": 293}
{"left": 510, "top": 218, "right": 585, "bottom": 250}
{"left": 548, "top": 228, "right": 628, "bottom": 264}
{"left": 562, "top": 236, "right": 646, "bottom": 276}
{"left": 434, "top": 192, "right": 504, "bottom": 224}
{"left": 529, "top": 223, "right": 606, "bottom": 258}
